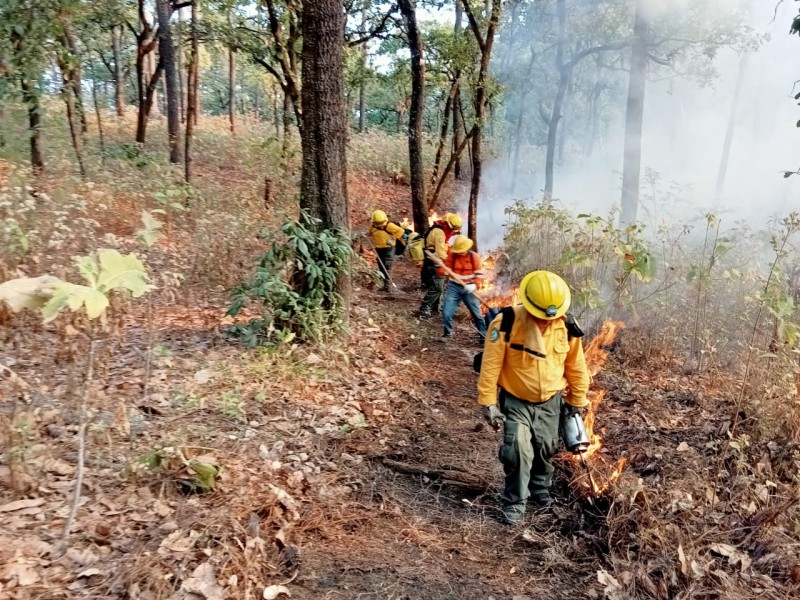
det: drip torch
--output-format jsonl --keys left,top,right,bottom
{"left": 561, "top": 407, "right": 599, "bottom": 492}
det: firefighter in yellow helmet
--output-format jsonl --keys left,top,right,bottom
{"left": 419, "top": 212, "right": 463, "bottom": 317}
{"left": 369, "top": 210, "right": 405, "bottom": 292}
{"left": 477, "top": 271, "right": 590, "bottom": 524}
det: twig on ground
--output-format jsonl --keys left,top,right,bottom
{"left": 59, "top": 337, "right": 98, "bottom": 549}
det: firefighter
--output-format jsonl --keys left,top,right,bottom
{"left": 477, "top": 271, "right": 590, "bottom": 524}
{"left": 369, "top": 210, "right": 405, "bottom": 292}
{"left": 419, "top": 213, "right": 462, "bottom": 317}
{"left": 438, "top": 235, "right": 486, "bottom": 340}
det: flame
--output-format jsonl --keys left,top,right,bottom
{"left": 573, "top": 320, "right": 627, "bottom": 495}
{"left": 400, "top": 217, "right": 413, "bottom": 231}
{"left": 428, "top": 212, "right": 441, "bottom": 227}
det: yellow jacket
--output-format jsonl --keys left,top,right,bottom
{"left": 370, "top": 222, "right": 405, "bottom": 249}
{"left": 477, "top": 306, "right": 590, "bottom": 408}
{"left": 424, "top": 226, "right": 448, "bottom": 260}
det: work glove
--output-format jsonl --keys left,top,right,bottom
{"left": 464, "top": 283, "right": 477, "bottom": 294}
{"left": 564, "top": 403, "right": 586, "bottom": 416}
{"left": 485, "top": 404, "right": 506, "bottom": 431}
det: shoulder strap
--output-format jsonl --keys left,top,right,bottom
{"left": 565, "top": 313, "right": 584, "bottom": 341}
{"left": 499, "top": 306, "right": 516, "bottom": 342}
{"left": 423, "top": 223, "right": 442, "bottom": 246}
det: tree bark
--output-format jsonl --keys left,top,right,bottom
{"left": 300, "top": 0, "right": 350, "bottom": 316}
{"left": 21, "top": 79, "right": 44, "bottom": 174}
{"left": 620, "top": 0, "right": 649, "bottom": 227}
{"left": 358, "top": 2, "right": 368, "bottom": 133}
{"left": 157, "top": 0, "right": 182, "bottom": 164}
{"left": 452, "top": 2, "right": 464, "bottom": 180}
{"left": 63, "top": 27, "right": 87, "bottom": 134}
{"left": 282, "top": 90, "right": 293, "bottom": 156}
{"left": 300, "top": 0, "right": 348, "bottom": 228}
{"left": 89, "top": 60, "right": 106, "bottom": 163}
{"left": 184, "top": 0, "right": 198, "bottom": 183}
{"left": 59, "top": 58, "right": 86, "bottom": 178}
{"left": 398, "top": 0, "right": 428, "bottom": 234}
{"left": 134, "top": 2, "right": 158, "bottom": 144}
{"left": 176, "top": 12, "right": 185, "bottom": 123}
{"left": 430, "top": 80, "right": 456, "bottom": 192}
{"left": 136, "top": 59, "right": 163, "bottom": 144}
{"left": 227, "top": 6, "right": 236, "bottom": 134}
{"left": 463, "top": 0, "right": 501, "bottom": 249}
{"left": 229, "top": 47, "right": 236, "bottom": 134}
{"left": 112, "top": 25, "right": 125, "bottom": 116}
{"left": 544, "top": 0, "right": 568, "bottom": 199}
{"left": 714, "top": 54, "right": 748, "bottom": 207}
{"left": 430, "top": 127, "right": 474, "bottom": 210}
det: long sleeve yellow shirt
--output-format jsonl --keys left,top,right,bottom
{"left": 424, "top": 227, "right": 448, "bottom": 260}
{"left": 370, "top": 222, "right": 405, "bottom": 249}
{"left": 477, "top": 306, "right": 590, "bottom": 408}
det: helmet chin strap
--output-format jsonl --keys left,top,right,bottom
{"left": 525, "top": 291, "right": 563, "bottom": 318}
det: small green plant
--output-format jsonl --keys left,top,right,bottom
{"left": 226, "top": 211, "right": 354, "bottom": 346}
{"left": 134, "top": 446, "right": 220, "bottom": 493}
{"left": 219, "top": 390, "right": 245, "bottom": 422}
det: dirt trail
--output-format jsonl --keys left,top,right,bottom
{"left": 291, "top": 258, "right": 608, "bottom": 599}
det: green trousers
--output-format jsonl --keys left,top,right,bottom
{"left": 498, "top": 390, "right": 563, "bottom": 508}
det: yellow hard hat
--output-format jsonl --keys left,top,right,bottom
{"left": 451, "top": 235, "right": 474, "bottom": 254}
{"left": 519, "top": 271, "right": 571, "bottom": 320}
{"left": 372, "top": 209, "right": 388, "bottom": 224}
{"left": 445, "top": 213, "right": 462, "bottom": 228}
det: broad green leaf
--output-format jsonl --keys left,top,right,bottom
{"left": 95, "top": 249, "right": 153, "bottom": 297}
{"left": 137, "top": 210, "right": 164, "bottom": 247}
{"left": 42, "top": 281, "right": 109, "bottom": 322}
{"left": 75, "top": 255, "right": 100, "bottom": 287}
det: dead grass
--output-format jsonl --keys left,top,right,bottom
{"left": 1, "top": 111, "right": 799, "bottom": 599}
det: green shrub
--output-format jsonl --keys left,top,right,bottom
{"left": 226, "top": 211, "right": 354, "bottom": 346}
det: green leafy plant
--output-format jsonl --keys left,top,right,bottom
{"left": 226, "top": 211, "right": 354, "bottom": 347}
{"left": 0, "top": 249, "right": 153, "bottom": 321}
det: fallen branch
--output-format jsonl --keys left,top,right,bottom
{"left": 380, "top": 458, "right": 492, "bottom": 492}
{"left": 59, "top": 338, "right": 98, "bottom": 549}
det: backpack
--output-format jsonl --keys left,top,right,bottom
{"left": 472, "top": 308, "right": 585, "bottom": 373}
{"left": 405, "top": 231, "right": 425, "bottom": 265}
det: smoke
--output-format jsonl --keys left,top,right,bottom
{"left": 474, "top": 0, "right": 800, "bottom": 251}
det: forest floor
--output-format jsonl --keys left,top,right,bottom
{"left": 1, "top": 117, "right": 799, "bottom": 600}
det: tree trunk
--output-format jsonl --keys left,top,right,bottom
{"left": 282, "top": 90, "right": 293, "bottom": 156}
{"left": 429, "top": 128, "right": 473, "bottom": 210}
{"left": 112, "top": 25, "right": 125, "bottom": 116}
{"left": 21, "top": 79, "right": 44, "bottom": 174}
{"left": 398, "top": 0, "right": 428, "bottom": 234}
{"left": 89, "top": 60, "right": 106, "bottom": 163}
{"left": 59, "top": 59, "right": 87, "bottom": 178}
{"left": 430, "top": 80, "right": 456, "bottom": 192}
{"left": 185, "top": 0, "right": 198, "bottom": 183}
{"left": 300, "top": 0, "right": 348, "bottom": 228}
{"left": 511, "top": 105, "right": 525, "bottom": 195}
{"left": 157, "top": 0, "right": 182, "bottom": 164}
{"left": 177, "top": 13, "right": 185, "bottom": 123}
{"left": 558, "top": 73, "right": 574, "bottom": 165}
{"left": 544, "top": 0, "right": 567, "bottom": 199}
{"left": 544, "top": 71, "right": 570, "bottom": 199}
{"left": 300, "top": 0, "right": 350, "bottom": 314}
{"left": 63, "top": 28, "right": 87, "bottom": 134}
{"left": 358, "top": 2, "right": 367, "bottom": 133}
{"left": 272, "top": 86, "right": 280, "bottom": 136}
{"left": 466, "top": 0, "right": 501, "bottom": 249}
{"left": 714, "top": 54, "right": 748, "bottom": 206}
{"left": 229, "top": 47, "right": 236, "bottom": 134}
{"left": 452, "top": 2, "right": 464, "bottom": 181}
{"left": 137, "top": 60, "right": 163, "bottom": 144}
{"left": 620, "top": 0, "right": 649, "bottom": 227}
